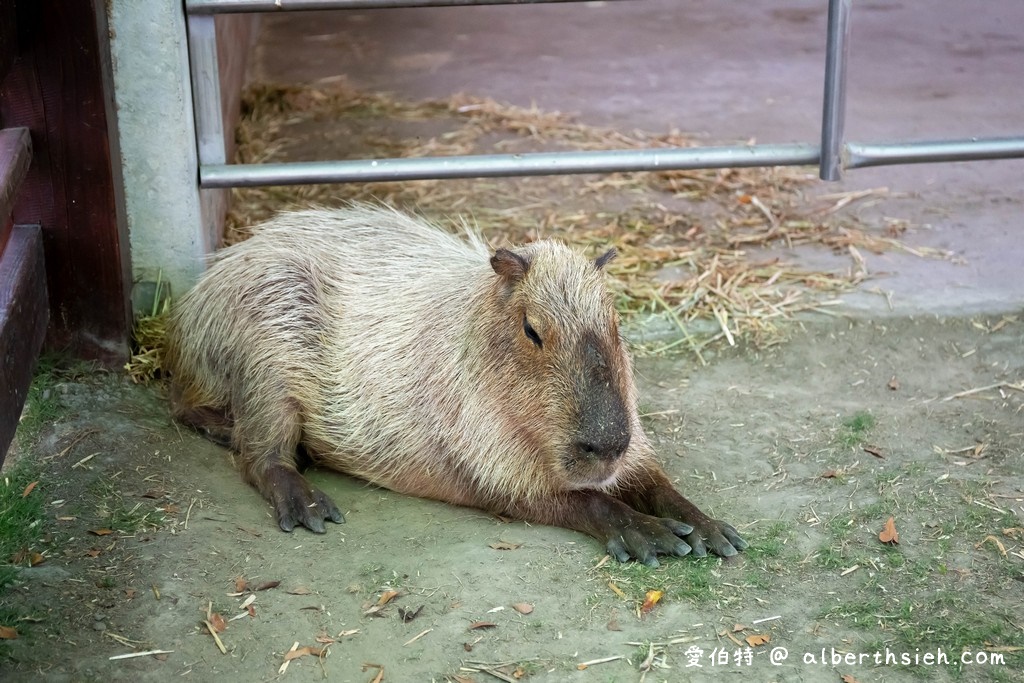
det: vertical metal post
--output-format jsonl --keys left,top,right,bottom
{"left": 186, "top": 15, "right": 227, "bottom": 166}
{"left": 820, "top": 0, "right": 851, "bottom": 180}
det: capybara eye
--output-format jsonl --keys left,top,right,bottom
{"left": 523, "top": 315, "right": 543, "bottom": 349}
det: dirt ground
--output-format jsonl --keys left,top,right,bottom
{"left": 2, "top": 313, "right": 1022, "bottom": 682}
{"left": 3, "top": 2, "right": 1024, "bottom": 681}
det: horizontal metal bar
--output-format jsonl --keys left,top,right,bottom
{"left": 201, "top": 136, "right": 1024, "bottom": 188}
{"left": 846, "top": 136, "right": 1024, "bottom": 169}
{"left": 186, "top": 0, "right": 590, "bottom": 14}
{"left": 199, "top": 144, "right": 821, "bottom": 188}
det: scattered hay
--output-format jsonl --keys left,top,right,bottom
{"left": 125, "top": 276, "right": 170, "bottom": 384}
{"left": 127, "top": 81, "right": 951, "bottom": 381}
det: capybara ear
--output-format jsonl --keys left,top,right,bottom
{"left": 491, "top": 248, "right": 531, "bottom": 283}
{"left": 594, "top": 248, "right": 617, "bottom": 270}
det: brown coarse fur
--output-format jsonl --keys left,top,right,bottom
{"left": 165, "top": 203, "right": 745, "bottom": 565}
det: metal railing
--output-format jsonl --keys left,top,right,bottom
{"left": 184, "top": 0, "right": 1024, "bottom": 188}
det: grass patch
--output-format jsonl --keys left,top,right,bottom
{"left": 105, "top": 503, "right": 162, "bottom": 533}
{"left": 837, "top": 411, "right": 876, "bottom": 447}
{"left": 743, "top": 520, "right": 792, "bottom": 562}
{"left": 0, "top": 459, "right": 47, "bottom": 593}
{"left": 601, "top": 555, "right": 720, "bottom": 605}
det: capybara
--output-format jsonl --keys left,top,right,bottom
{"left": 165, "top": 204, "right": 746, "bottom": 565}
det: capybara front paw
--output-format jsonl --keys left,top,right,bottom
{"left": 604, "top": 516, "right": 695, "bottom": 568}
{"left": 684, "top": 518, "right": 747, "bottom": 559}
{"left": 266, "top": 467, "right": 345, "bottom": 533}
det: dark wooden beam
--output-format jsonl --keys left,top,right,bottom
{"left": 0, "top": 127, "right": 31, "bottom": 224}
{"left": 0, "top": 0, "right": 14, "bottom": 84}
{"left": 0, "top": 224, "right": 48, "bottom": 463}
{"left": 0, "top": 0, "right": 130, "bottom": 364}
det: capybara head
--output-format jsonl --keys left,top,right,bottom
{"left": 488, "top": 241, "right": 633, "bottom": 489}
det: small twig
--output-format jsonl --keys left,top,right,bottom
{"left": 109, "top": 649, "right": 173, "bottom": 661}
{"left": 72, "top": 453, "right": 98, "bottom": 469}
{"left": 577, "top": 655, "right": 624, "bottom": 670}
{"left": 751, "top": 615, "right": 782, "bottom": 624}
{"left": 749, "top": 195, "right": 777, "bottom": 227}
{"left": 639, "top": 642, "right": 656, "bottom": 672}
{"left": 279, "top": 642, "right": 300, "bottom": 675}
{"left": 941, "top": 381, "right": 1024, "bottom": 402}
{"left": 650, "top": 289, "right": 706, "bottom": 365}
{"left": 203, "top": 620, "right": 227, "bottom": 655}
{"left": 476, "top": 667, "right": 517, "bottom": 683}
{"left": 184, "top": 498, "right": 196, "bottom": 530}
{"left": 403, "top": 628, "right": 432, "bottom": 646}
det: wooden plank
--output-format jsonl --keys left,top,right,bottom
{"left": 0, "top": 224, "right": 48, "bottom": 465}
{"left": 0, "top": 127, "right": 32, "bottom": 222}
{"left": 0, "top": 0, "right": 130, "bottom": 364}
{"left": 0, "top": 0, "right": 15, "bottom": 84}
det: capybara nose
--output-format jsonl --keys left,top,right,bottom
{"left": 575, "top": 432, "right": 630, "bottom": 462}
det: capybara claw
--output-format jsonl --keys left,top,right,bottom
{"left": 687, "top": 518, "right": 746, "bottom": 558}
{"left": 267, "top": 466, "right": 343, "bottom": 534}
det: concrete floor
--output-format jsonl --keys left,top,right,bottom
{"left": 251, "top": 0, "right": 1024, "bottom": 316}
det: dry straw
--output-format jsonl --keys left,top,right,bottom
{"left": 127, "top": 82, "right": 951, "bottom": 381}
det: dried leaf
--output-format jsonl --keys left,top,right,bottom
{"left": 863, "top": 445, "right": 885, "bottom": 459}
{"left": 399, "top": 605, "right": 424, "bottom": 623}
{"left": 819, "top": 469, "right": 838, "bottom": 479}
{"left": 0, "top": 626, "right": 17, "bottom": 640}
{"left": 887, "top": 376, "right": 900, "bottom": 391}
{"left": 606, "top": 617, "right": 621, "bottom": 631}
{"left": 512, "top": 666, "right": 526, "bottom": 679}
{"left": 488, "top": 541, "right": 522, "bottom": 550}
{"left": 745, "top": 633, "right": 771, "bottom": 647}
{"left": 254, "top": 580, "right": 281, "bottom": 591}
{"left": 511, "top": 603, "right": 534, "bottom": 615}
{"left": 85, "top": 549, "right": 101, "bottom": 558}
{"left": 1003, "top": 527, "right": 1024, "bottom": 539}
{"left": 879, "top": 517, "right": 900, "bottom": 545}
{"left": 316, "top": 636, "right": 336, "bottom": 644}
{"left": 451, "top": 676, "right": 476, "bottom": 683}
{"left": 640, "top": 590, "right": 663, "bottom": 613}
{"left": 124, "top": 588, "right": 137, "bottom": 600}
{"left": 377, "top": 590, "right": 400, "bottom": 605}
{"left": 362, "top": 663, "right": 385, "bottom": 683}
{"left": 732, "top": 623, "right": 747, "bottom": 632}
{"left": 208, "top": 612, "right": 227, "bottom": 633}
{"left": 975, "top": 535, "right": 1007, "bottom": 556}
{"left": 283, "top": 645, "right": 324, "bottom": 661}
{"left": 29, "top": 552, "right": 45, "bottom": 567}
{"left": 468, "top": 621, "right": 497, "bottom": 630}
{"left": 287, "top": 586, "right": 311, "bottom": 595}
{"left": 89, "top": 528, "right": 114, "bottom": 536}
{"left": 22, "top": 481, "right": 38, "bottom": 498}
{"left": 841, "top": 674, "right": 862, "bottom": 683}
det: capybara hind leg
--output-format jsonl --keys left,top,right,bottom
{"left": 509, "top": 491, "right": 696, "bottom": 568}
{"left": 253, "top": 462, "right": 345, "bottom": 533}
{"left": 612, "top": 464, "right": 747, "bottom": 559}
{"left": 235, "top": 397, "right": 344, "bottom": 534}
{"left": 170, "top": 383, "right": 234, "bottom": 447}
